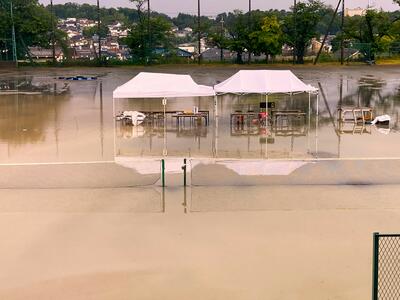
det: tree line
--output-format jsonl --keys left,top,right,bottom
{"left": 0, "top": 0, "right": 399, "bottom": 64}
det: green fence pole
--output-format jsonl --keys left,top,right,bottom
{"left": 372, "top": 232, "right": 379, "bottom": 300}
{"left": 182, "top": 158, "right": 187, "bottom": 187}
{"left": 161, "top": 159, "right": 165, "bottom": 188}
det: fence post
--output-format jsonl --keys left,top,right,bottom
{"left": 182, "top": 158, "right": 187, "bottom": 187}
{"left": 372, "top": 232, "right": 380, "bottom": 300}
{"left": 161, "top": 159, "right": 165, "bottom": 188}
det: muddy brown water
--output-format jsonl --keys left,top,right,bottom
{"left": 0, "top": 65, "right": 399, "bottom": 163}
{"left": 1, "top": 66, "right": 400, "bottom": 300}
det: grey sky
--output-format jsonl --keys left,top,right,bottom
{"left": 39, "top": 0, "right": 399, "bottom": 16}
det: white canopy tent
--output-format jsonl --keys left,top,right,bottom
{"left": 113, "top": 72, "right": 215, "bottom": 99}
{"left": 113, "top": 72, "right": 216, "bottom": 157}
{"left": 214, "top": 70, "right": 318, "bottom": 95}
{"left": 214, "top": 70, "right": 319, "bottom": 158}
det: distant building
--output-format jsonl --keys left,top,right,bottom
{"left": 153, "top": 48, "right": 194, "bottom": 59}
{"left": 175, "top": 48, "right": 193, "bottom": 59}
{"left": 28, "top": 47, "right": 64, "bottom": 62}
{"left": 309, "top": 37, "right": 332, "bottom": 55}
{"left": 70, "top": 47, "right": 96, "bottom": 60}
{"left": 201, "top": 48, "right": 233, "bottom": 62}
{"left": 173, "top": 27, "right": 193, "bottom": 39}
{"left": 179, "top": 46, "right": 195, "bottom": 54}
{"left": 108, "top": 22, "right": 129, "bottom": 38}
{"left": 345, "top": 7, "right": 367, "bottom": 17}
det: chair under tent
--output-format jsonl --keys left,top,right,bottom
{"left": 112, "top": 72, "right": 216, "bottom": 157}
{"left": 213, "top": 70, "right": 320, "bottom": 158}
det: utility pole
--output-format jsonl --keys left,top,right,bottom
{"left": 340, "top": 0, "right": 345, "bottom": 65}
{"left": 50, "top": 0, "right": 56, "bottom": 65}
{"left": 220, "top": 17, "right": 224, "bottom": 62}
{"left": 97, "top": 0, "right": 101, "bottom": 64}
{"left": 293, "top": 0, "right": 297, "bottom": 64}
{"left": 10, "top": 1, "right": 17, "bottom": 67}
{"left": 248, "top": 0, "right": 252, "bottom": 63}
{"left": 198, "top": 0, "right": 201, "bottom": 64}
{"left": 147, "top": 0, "right": 151, "bottom": 63}
{"left": 314, "top": 0, "right": 342, "bottom": 65}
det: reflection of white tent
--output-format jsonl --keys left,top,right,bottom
{"left": 113, "top": 72, "right": 216, "bottom": 157}
{"left": 214, "top": 70, "right": 319, "bottom": 158}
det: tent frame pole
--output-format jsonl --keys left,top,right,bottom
{"left": 316, "top": 93, "right": 319, "bottom": 158}
{"left": 163, "top": 97, "right": 167, "bottom": 157}
{"left": 214, "top": 95, "right": 218, "bottom": 117}
{"left": 214, "top": 94, "right": 218, "bottom": 158}
{"left": 113, "top": 97, "right": 116, "bottom": 158}
{"left": 265, "top": 93, "right": 269, "bottom": 159}
{"left": 308, "top": 92, "right": 311, "bottom": 154}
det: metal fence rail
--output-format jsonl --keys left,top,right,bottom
{"left": 373, "top": 233, "right": 400, "bottom": 300}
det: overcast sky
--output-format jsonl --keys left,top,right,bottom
{"left": 38, "top": 0, "right": 399, "bottom": 16}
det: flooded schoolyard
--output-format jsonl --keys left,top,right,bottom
{"left": 0, "top": 65, "right": 399, "bottom": 163}
{"left": 1, "top": 65, "right": 400, "bottom": 300}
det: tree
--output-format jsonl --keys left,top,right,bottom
{"left": 340, "top": 10, "right": 395, "bottom": 60}
{"left": 225, "top": 10, "right": 249, "bottom": 63}
{"left": 283, "top": 0, "right": 325, "bottom": 64}
{"left": 249, "top": 16, "right": 283, "bottom": 63}
{"left": 207, "top": 29, "right": 229, "bottom": 62}
{"left": 172, "top": 13, "right": 196, "bottom": 30}
{"left": 125, "top": 15, "right": 172, "bottom": 63}
{"left": 0, "top": 0, "right": 67, "bottom": 58}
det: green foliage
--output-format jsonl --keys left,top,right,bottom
{"left": 316, "top": 6, "right": 341, "bottom": 36}
{"left": 341, "top": 9, "right": 398, "bottom": 60}
{"left": 172, "top": 13, "right": 196, "bottom": 30}
{"left": 49, "top": 2, "right": 171, "bottom": 26}
{"left": 224, "top": 10, "right": 249, "bottom": 63}
{"left": 249, "top": 16, "right": 284, "bottom": 63}
{"left": 2, "top": 0, "right": 400, "bottom": 66}
{"left": 125, "top": 15, "right": 172, "bottom": 63}
{"left": 0, "top": 0, "right": 67, "bottom": 59}
{"left": 283, "top": 0, "right": 325, "bottom": 64}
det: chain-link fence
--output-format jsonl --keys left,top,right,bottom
{"left": 373, "top": 233, "right": 400, "bottom": 300}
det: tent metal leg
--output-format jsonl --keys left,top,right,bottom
{"left": 163, "top": 97, "right": 168, "bottom": 157}
{"left": 308, "top": 92, "right": 311, "bottom": 155}
{"left": 316, "top": 93, "right": 319, "bottom": 158}
{"left": 265, "top": 94, "right": 269, "bottom": 159}
{"left": 113, "top": 97, "right": 116, "bottom": 159}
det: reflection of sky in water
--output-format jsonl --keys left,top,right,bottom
{"left": 0, "top": 68, "right": 399, "bottom": 163}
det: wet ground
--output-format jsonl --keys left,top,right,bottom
{"left": 1, "top": 65, "right": 400, "bottom": 299}
{"left": 0, "top": 185, "right": 399, "bottom": 300}
{"left": 0, "top": 65, "right": 399, "bottom": 162}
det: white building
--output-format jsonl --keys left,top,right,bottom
{"left": 345, "top": 7, "right": 367, "bottom": 17}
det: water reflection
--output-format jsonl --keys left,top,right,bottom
{"left": 0, "top": 69, "right": 400, "bottom": 163}
{"left": 0, "top": 77, "right": 69, "bottom": 146}
{"left": 0, "top": 74, "right": 110, "bottom": 162}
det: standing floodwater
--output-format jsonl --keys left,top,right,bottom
{"left": 0, "top": 66, "right": 399, "bottom": 163}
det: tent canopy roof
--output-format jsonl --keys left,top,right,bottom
{"left": 113, "top": 72, "right": 215, "bottom": 99}
{"left": 214, "top": 70, "right": 318, "bottom": 95}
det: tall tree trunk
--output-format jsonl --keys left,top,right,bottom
{"left": 296, "top": 45, "right": 305, "bottom": 64}
{"left": 236, "top": 51, "right": 243, "bottom": 64}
